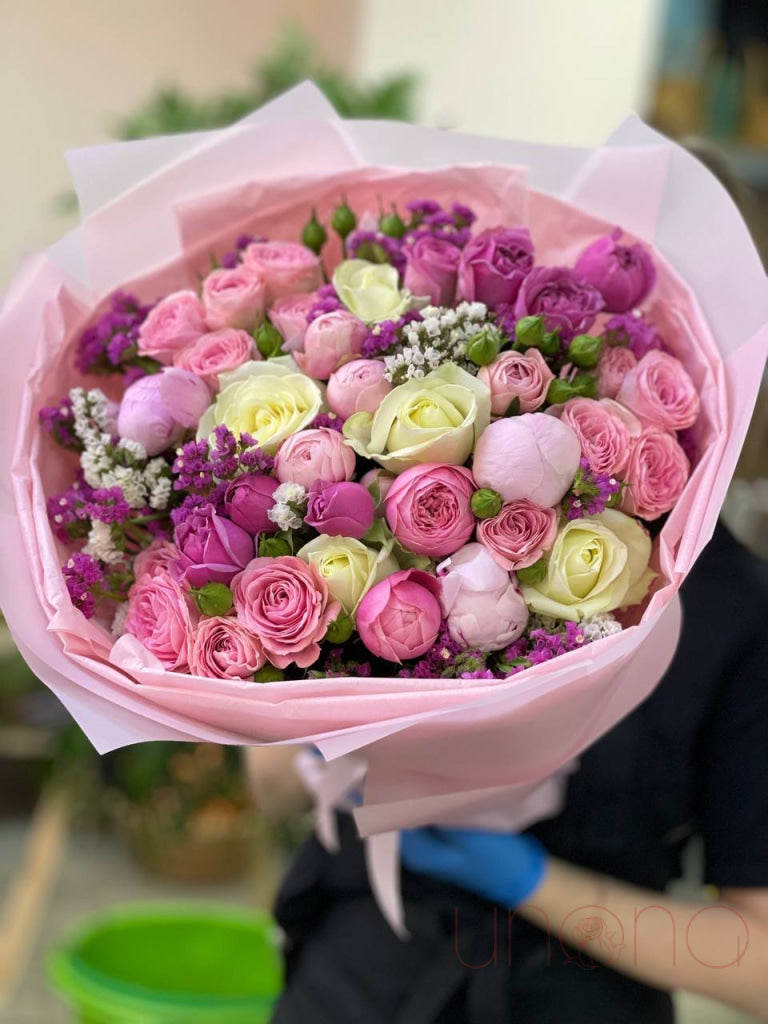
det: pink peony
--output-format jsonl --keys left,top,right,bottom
{"left": 137, "top": 290, "right": 207, "bottom": 364}
{"left": 268, "top": 292, "right": 318, "bottom": 352}
{"left": 201, "top": 265, "right": 265, "bottom": 331}
{"left": 294, "top": 310, "right": 367, "bottom": 380}
{"left": 458, "top": 227, "right": 534, "bottom": 307}
{"left": 555, "top": 397, "right": 641, "bottom": 476}
{"left": 478, "top": 349, "right": 554, "bottom": 416}
{"left": 304, "top": 481, "right": 375, "bottom": 539}
{"left": 616, "top": 350, "right": 700, "bottom": 431}
{"left": 327, "top": 359, "right": 393, "bottom": 420}
{"left": 188, "top": 617, "right": 265, "bottom": 679}
{"left": 476, "top": 499, "right": 558, "bottom": 571}
{"left": 597, "top": 345, "right": 637, "bottom": 399}
{"left": 385, "top": 463, "right": 476, "bottom": 557}
{"left": 173, "top": 504, "right": 254, "bottom": 587}
{"left": 232, "top": 556, "right": 340, "bottom": 668}
{"left": 133, "top": 540, "right": 182, "bottom": 580}
{"left": 403, "top": 235, "right": 460, "bottom": 306}
{"left": 117, "top": 368, "right": 211, "bottom": 456}
{"left": 438, "top": 543, "right": 528, "bottom": 651}
{"left": 242, "top": 241, "right": 323, "bottom": 304}
{"left": 356, "top": 569, "right": 442, "bottom": 663}
{"left": 275, "top": 428, "right": 356, "bottom": 489}
{"left": 472, "top": 413, "right": 581, "bottom": 507}
{"left": 574, "top": 230, "right": 656, "bottom": 313}
{"left": 621, "top": 427, "right": 690, "bottom": 521}
{"left": 223, "top": 474, "right": 278, "bottom": 536}
{"left": 174, "top": 328, "right": 256, "bottom": 388}
{"left": 123, "top": 572, "right": 198, "bottom": 671}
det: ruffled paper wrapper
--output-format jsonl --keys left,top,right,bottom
{"left": 2, "top": 84, "right": 767, "bottom": 934}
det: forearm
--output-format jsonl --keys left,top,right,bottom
{"left": 517, "top": 858, "right": 768, "bottom": 1018}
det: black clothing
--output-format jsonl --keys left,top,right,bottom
{"left": 272, "top": 526, "right": 768, "bottom": 1022}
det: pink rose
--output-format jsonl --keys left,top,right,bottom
{"left": 232, "top": 556, "right": 340, "bottom": 668}
{"left": 202, "top": 265, "right": 265, "bottom": 332}
{"left": 403, "top": 236, "right": 460, "bottom": 306}
{"left": 360, "top": 468, "right": 395, "bottom": 513}
{"left": 117, "top": 368, "right": 211, "bottom": 456}
{"left": 476, "top": 499, "right": 558, "bottom": 571}
{"left": 275, "top": 428, "right": 356, "bottom": 489}
{"left": 616, "top": 351, "right": 700, "bottom": 431}
{"left": 356, "top": 569, "right": 442, "bottom": 662}
{"left": 574, "top": 230, "right": 656, "bottom": 313}
{"left": 305, "top": 481, "right": 375, "bottom": 539}
{"left": 223, "top": 474, "right": 278, "bottom": 536}
{"left": 327, "top": 359, "right": 393, "bottom": 420}
{"left": 472, "top": 413, "right": 581, "bottom": 507}
{"left": 124, "top": 572, "right": 198, "bottom": 670}
{"left": 189, "top": 617, "right": 265, "bottom": 679}
{"left": 597, "top": 345, "right": 637, "bottom": 399}
{"left": 174, "top": 328, "right": 256, "bottom": 388}
{"left": 269, "top": 293, "right": 318, "bottom": 353}
{"left": 620, "top": 427, "right": 690, "bottom": 521}
{"left": 478, "top": 349, "right": 554, "bottom": 416}
{"left": 458, "top": 227, "right": 535, "bottom": 307}
{"left": 242, "top": 241, "right": 323, "bottom": 304}
{"left": 173, "top": 503, "right": 255, "bottom": 587}
{"left": 294, "top": 310, "right": 367, "bottom": 380}
{"left": 438, "top": 543, "right": 528, "bottom": 651}
{"left": 555, "top": 397, "right": 641, "bottom": 476}
{"left": 133, "top": 540, "right": 182, "bottom": 580}
{"left": 385, "top": 463, "right": 476, "bottom": 557}
{"left": 137, "top": 290, "right": 207, "bottom": 364}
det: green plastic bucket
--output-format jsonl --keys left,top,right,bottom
{"left": 48, "top": 902, "right": 283, "bottom": 1024}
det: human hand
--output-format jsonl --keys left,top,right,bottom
{"left": 400, "top": 826, "right": 547, "bottom": 908}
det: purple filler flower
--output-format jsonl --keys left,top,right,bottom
{"left": 515, "top": 266, "right": 604, "bottom": 341}
{"left": 63, "top": 552, "right": 104, "bottom": 619}
{"left": 602, "top": 313, "right": 664, "bottom": 360}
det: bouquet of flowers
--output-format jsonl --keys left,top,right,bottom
{"left": 2, "top": 85, "right": 766, "bottom": 929}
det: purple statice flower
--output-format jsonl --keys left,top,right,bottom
{"left": 62, "top": 552, "right": 104, "bottom": 619}
{"left": 347, "top": 229, "right": 406, "bottom": 273}
{"left": 209, "top": 425, "right": 240, "bottom": 479}
{"left": 238, "top": 435, "right": 275, "bottom": 474}
{"left": 39, "top": 397, "right": 79, "bottom": 450}
{"left": 75, "top": 291, "right": 153, "bottom": 375}
{"left": 172, "top": 431, "right": 274, "bottom": 497}
{"left": 170, "top": 484, "right": 228, "bottom": 528}
{"left": 563, "top": 458, "right": 622, "bottom": 520}
{"left": 308, "top": 649, "right": 373, "bottom": 678}
{"left": 220, "top": 234, "right": 261, "bottom": 269}
{"left": 306, "top": 284, "right": 344, "bottom": 323}
{"left": 311, "top": 412, "right": 345, "bottom": 432}
{"left": 602, "top": 313, "right": 664, "bottom": 359}
{"left": 451, "top": 202, "right": 477, "bottom": 227}
{"left": 494, "top": 303, "right": 518, "bottom": 341}
{"left": 423, "top": 211, "right": 455, "bottom": 230}
{"left": 220, "top": 251, "right": 240, "bottom": 269}
{"left": 47, "top": 477, "right": 95, "bottom": 542}
{"left": 172, "top": 440, "right": 215, "bottom": 494}
{"left": 406, "top": 199, "right": 442, "bottom": 218}
{"left": 360, "top": 310, "right": 423, "bottom": 358}
{"left": 397, "top": 623, "right": 492, "bottom": 680}
{"left": 80, "top": 487, "right": 132, "bottom": 524}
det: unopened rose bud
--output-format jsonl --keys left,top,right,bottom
{"left": 379, "top": 206, "right": 406, "bottom": 239}
{"left": 254, "top": 665, "right": 284, "bottom": 683}
{"left": 568, "top": 334, "right": 603, "bottom": 369}
{"left": 331, "top": 197, "right": 357, "bottom": 240}
{"left": 538, "top": 330, "right": 561, "bottom": 358}
{"left": 515, "top": 558, "right": 547, "bottom": 585}
{"left": 471, "top": 488, "right": 503, "bottom": 519}
{"left": 546, "top": 379, "right": 577, "bottom": 405}
{"left": 571, "top": 372, "right": 598, "bottom": 398}
{"left": 254, "top": 320, "right": 284, "bottom": 359}
{"left": 467, "top": 327, "right": 502, "bottom": 366}
{"left": 325, "top": 613, "right": 354, "bottom": 644}
{"left": 515, "top": 315, "right": 545, "bottom": 348}
{"left": 193, "top": 582, "right": 234, "bottom": 616}
{"left": 302, "top": 209, "right": 328, "bottom": 255}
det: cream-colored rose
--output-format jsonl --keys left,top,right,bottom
{"left": 521, "top": 509, "right": 655, "bottom": 621}
{"left": 196, "top": 359, "right": 322, "bottom": 454}
{"left": 296, "top": 535, "right": 398, "bottom": 615}
{"left": 333, "top": 259, "right": 413, "bottom": 324}
{"left": 343, "top": 363, "right": 491, "bottom": 474}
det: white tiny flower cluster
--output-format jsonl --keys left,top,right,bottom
{"left": 579, "top": 613, "right": 623, "bottom": 643}
{"left": 384, "top": 302, "right": 490, "bottom": 384}
{"left": 268, "top": 482, "right": 307, "bottom": 532}
{"left": 111, "top": 602, "right": 129, "bottom": 638}
{"left": 82, "top": 520, "right": 123, "bottom": 565}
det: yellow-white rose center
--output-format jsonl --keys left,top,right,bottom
{"left": 562, "top": 532, "right": 604, "bottom": 598}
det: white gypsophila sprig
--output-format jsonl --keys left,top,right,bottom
{"left": 383, "top": 301, "right": 492, "bottom": 384}
{"left": 268, "top": 482, "right": 307, "bottom": 532}
{"left": 580, "top": 613, "right": 623, "bottom": 643}
{"left": 83, "top": 521, "right": 123, "bottom": 565}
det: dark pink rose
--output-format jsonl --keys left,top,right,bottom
{"left": 174, "top": 328, "right": 256, "bottom": 388}
{"left": 514, "top": 266, "right": 604, "bottom": 340}
{"left": 232, "top": 556, "right": 340, "bottom": 669}
{"left": 575, "top": 230, "right": 656, "bottom": 313}
{"left": 242, "top": 241, "right": 323, "bottom": 304}
{"left": 597, "top": 345, "right": 637, "bottom": 399}
{"left": 356, "top": 569, "right": 442, "bottom": 662}
{"left": 137, "top": 290, "right": 207, "bottom": 364}
{"left": 602, "top": 313, "right": 664, "bottom": 359}
{"left": 327, "top": 359, "right": 393, "bottom": 420}
{"left": 620, "top": 428, "right": 690, "bottom": 521}
{"left": 458, "top": 227, "right": 535, "bottom": 307}
{"left": 616, "top": 350, "right": 700, "bottom": 431}
{"left": 275, "top": 428, "right": 356, "bottom": 489}
{"left": 202, "top": 265, "right": 265, "bottom": 331}
{"left": 305, "top": 481, "right": 375, "bottom": 539}
{"left": 478, "top": 348, "right": 554, "bottom": 416}
{"left": 133, "top": 540, "right": 182, "bottom": 580}
{"left": 476, "top": 499, "right": 558, "bottom": 571}
{"left": 124, "top": 571, "right": 198, "bottom": 670}
{"left": 173, "top": 504, "right": 254, "bottom": 587}
{"left": 403, "top": 236, "right": 460, "bottom": 306}
{"left": 385, "top": 463, "right": 476, "bottom": 557}
{"left": 268, "top": 292, "right": 318, "bottom": 352}
{"left": 294, "top": 310, "right": 367, "bottom": 380}
{"left": 189, "top": 617, "right": 265, "bottom": 679}
{"left": 117, "top": 368, "right": 211, "bottom": 456}
{"left": 555, "top": 397, "right": 641, "bottom": 476}
{"left": 223, "top": 474, "right": 278, "bottom": 536}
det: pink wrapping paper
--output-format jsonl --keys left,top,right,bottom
{"left": 2, "top": 86, "right": 767, "bottom": 861}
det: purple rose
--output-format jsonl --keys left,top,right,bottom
{"left": 403, "top": 236, "right": 460, "bottom": 306}
{"left": 514, "top": 266, "right": 604, "bottom": 340}
{"left": 223, "top": 474, "right": 278, "bottom": 536}
{"left": 574, "top": 230, "right": 656, "bottom": 313}
{"left": 458, "top": 227, "right": 534, "bottom": 307}
{"left": 602, "top": 313, "right": 664, "bottom": 360}
{"left": 173, "top": 503, "right": 254, "bottom": 587}
{"left": 304, "top": 481, "right": 375, "bottom": 539}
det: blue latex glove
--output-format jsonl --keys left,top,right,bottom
{"left": 401, "top": 826, "right": 547, "bottom": 908}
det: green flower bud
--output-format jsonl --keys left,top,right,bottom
{"left": 568, "top": 334, "right": 603, "bottom": 369}
{"left": 515, "top": 558, "right": 547, "bottom": 585}
{"left": 254, "top": 665, "right": 284, "bottom": 683}
{"left": 325, "top": 613, "right": 354, "bottom": 645}
{"left": 302, "top": 209, "right": 328, "bottom": 254}
{"left": 258, "top": 536, "right": 292, "bottom": 558}
{"left": 466, "top": 326, "right": 502, "bottom": 367}
{"left": 538, "top": 330, "right": 562, "bottom": 359}
{"left": 331, "top": 197, "right": 357, "bottom": 239}
{"left": 471, "top": 488, "right": 503, "bottom": 519}
{"left": 546, "top": 378, "right": 577, "bottom": 405}
{"left": 515, "top": 315, "right": 545, "bottom": 348}
{"left": 354, "top": 240, "right": 391, "bottom": 264}
{"left": 571, "top": 372, "right": 598, "bottom": 399}
{"left": 254, "top": 320, "right": 284, "bottom": 359}
{"left": 379, "top": 206, "right": 406, "bottom": 239}
{"left": 193, "top": 582, "right": 234, "bottom": 617}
